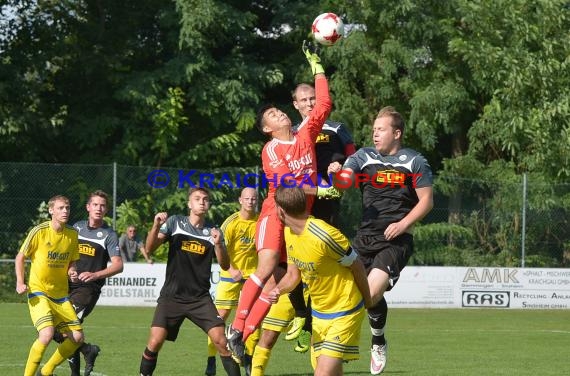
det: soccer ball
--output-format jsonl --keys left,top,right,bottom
{"left": 311, "top": 12, "right": 344, "bottom": 46}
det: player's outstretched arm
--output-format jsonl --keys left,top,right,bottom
{"left": 303, "top": 40, "right": 324, "bottom": 77}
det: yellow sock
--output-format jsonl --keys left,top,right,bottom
{"left": 207, "top": 336, "right": 217, "bottom": 357}
{"left": 24, "top": 339, "right": 47, "bottom": 376}
{"left": 245, "top": 328, "right": 260, "bottom": 355}
{"left": 251, "top": 346, "right": 271, "bottom": 376}
{"left": 41, "top": 338, "right": 81, "bottom": 375}
{"left": 310, "top": 347, "right": 317, "bottom": 370}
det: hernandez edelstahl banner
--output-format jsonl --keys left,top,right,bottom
{"left": 98, "top": 263, "right": 222, "bottom": 307}
{"left": 98, "top": 264, "right": 570, "bottom": 309}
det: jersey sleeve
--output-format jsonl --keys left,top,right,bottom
{"left": 70, "top": 231, "right": 80, "bottom": 262}
{"left": 337, "top": 124, "right": 355, "bottom": 148}
{"left": 105, "top": 230, "right": 121, "bottom": 258}
{"left": 342, "top": 148, "right": 367, "bottom": 173}
{"left": 159, "top": 216, "right": 176, "bottom": 237}
{"left": 19, "top": 225, "right": 39, "bottom": 257}
{"left": 412, "top": 153, "right": 433, "bottom": 188}
{"left": 339, "top": 123, "right": 357, "bottom": 158}
{"left": 308, "top": 220, "right": 350, "bottom": 263}
{"left": 220, "top": 216, "right": 236, "bottom": 251}
{"left": 321, "top": 225, "right": 351, "bottom": 264}
{"left": 296, "top": 76, "right": 332, "bottom": 142}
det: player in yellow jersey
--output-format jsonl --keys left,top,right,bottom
{"left": 15, "top": 195, "right": 85, "bottom": 376}
{"left": 268, "top": 186, "right": 372, "bottom": 376}
{"left": 205, "top": 187, "right": 260, "bottom": 376}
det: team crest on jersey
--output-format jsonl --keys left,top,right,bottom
{"left": 240, "top": 236, "right": 254, "bottom": 244}
{"left": 316, "top": 133, "right": 330, "bottom": 143}
{"left": 399, "top": 154, "right": 408, "bottom": 161}
{"left": 97, "top": 231, "right": 103, "bottom": 238}
{"left": 181, "top": 240, "right": 206, "bottom": 254}
{"left": 79, "top": 243, "right": 96, "bottom": 257}
{"left": 202, "top": 228, "right": 210, "bottom": 236}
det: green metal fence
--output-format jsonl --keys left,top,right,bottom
{"left": 1, "top": 162, "right": 568, "bottom": 268}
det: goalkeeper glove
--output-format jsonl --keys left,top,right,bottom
{"left": 302, "top": 40, "right": 324, "bottom": 76}
{"left": 316, "top": 185, "right": 342, "bottom": 200}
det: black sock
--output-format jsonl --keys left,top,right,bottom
{"left": 288, "top": 282, "right": 308, "bottom": 317}
{"left": 368, "top": 298, "right": 388, "bottom": 346}
{"left": 140, "top": 347, "right": 159, "bottom": 376}
{"left": 220, "top": 355, "right": 241, "bottom": 376}
{"left": 68, "top": 348, "right": 81, "bottom": 375}
{"left": 78, "top": 342, "right": 89, "bottom": 355}
{"left": 243, "top": 354, "right": 252, "bottom": 376}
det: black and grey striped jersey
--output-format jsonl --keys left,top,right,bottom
{"left": 343, "top": 147, "right": 433, "bottom": 235}
{"left": 71, "top": 220, "right": 120, "bottom": 289}
{"left": 158, "top": 215, "right": 221, "bottom": 303}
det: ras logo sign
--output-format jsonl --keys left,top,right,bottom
{"left": 462, "top": 291, "right": 510, "bottom": 308}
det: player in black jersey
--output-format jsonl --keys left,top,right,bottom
{"left": 139, "top": 188, "right": 240, "bottom": 376}
{"left": 52, "top": 190, "right": 124, "bottom": 376}
{"left": 331, "top": 106, "right": 433, "bottom": 374}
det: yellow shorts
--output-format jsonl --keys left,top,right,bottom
{"left": 28, "top": 293, "right": 82, "bottom": 333}
{"left": 261, "top": 293, "right": 295, "bottom": 332}
{"left": 214, "top": 278, "right": 244, "bottom": 309}
{"left": 311, "top": 307, "right": 365, "bottom": 363}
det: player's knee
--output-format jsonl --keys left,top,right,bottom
{"left": 38, "top": 327, "right": 55, "bottom": 345}
{"left": 314, "top": 357, "right": 342, "bottom": 376}
{"left": 258, "top": 330, "right": 279, "bottom": 348}
{"left": 147, "top": 334, "right": 165, "bottom": 352}
{"left": 68, "top": 330, "right": 84, "bottom": 344}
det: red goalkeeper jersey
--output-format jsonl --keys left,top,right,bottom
{"left": 260, "top": 76, "right": 332, "bottom": 213}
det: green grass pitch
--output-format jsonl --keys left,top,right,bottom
{"left": 1, "top": 303, "right": 569, "bottom": 375}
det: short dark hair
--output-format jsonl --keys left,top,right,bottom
{"left": 88, "top": 190, "right": 109, "bottom": 204}
{"left": 188, "top": 187, "right": 210, "bottom": 199}
{"left": 255, "top": 103, "right": 276, "bottom": 135}
{"left": 274, "top": 186, "right": 306, "bottom": 217}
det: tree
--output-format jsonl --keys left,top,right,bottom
{"left": 333, "top": 0, "right": 570, "bottom": 265}
{"left": 1, "top": 0, "right": 569, "bottom": 265}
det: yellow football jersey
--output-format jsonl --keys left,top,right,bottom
{"left": 220, "top": 212, "right": 258, "bottom": 279}
{"left": 284, "top": 217, "right": 363, "bottom": 315}
{"left": 19, "top": 221, "right": 79, "bottom": 299}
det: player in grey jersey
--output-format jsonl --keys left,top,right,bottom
{"left": 330, "top": 106, "right": 433, "bottom": 374}
{"left": 53, "top": 190, "right": 124, "bottom": 376}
